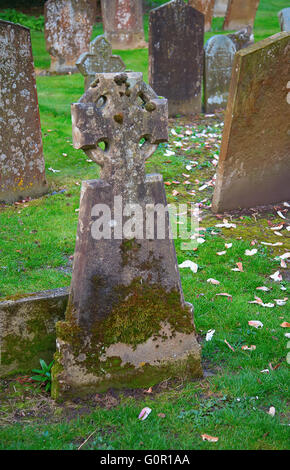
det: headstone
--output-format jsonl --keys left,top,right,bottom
{"left": 204, "top": 35, "right": 236, "bottom": 113}
{"left": 278, "top": 8, "right": 290, "bottom": 32}
{"left": 101, "top": 0, "right": 146, "bottom": 50}
{"left": 44, "top": 0, "right": 96, "bottom": 73}
{"left": 213, "top": 0, "right": 228, "bottom": 17}
{"left": 188, "top": 0, "right": 215, "bottom": 32}
{"left": 223, "top": 0, "right": 259, "bottom": 31}
{"left": 227, "top": 25, "right": 254, "bottom": 50}
{"left": 212, "top": 32, "right": 290, "bottom": 213}
{"left": 76, "top": 35, "right": 126, "bottom": 90}
{"left": 0, "top": 21, "right": 47, "bottom": 203}
{"left": 149, "top": 0, "right": 204, "bottom": 117}
{"left": 51, "top": 72, "right": 202, "bottom": 399}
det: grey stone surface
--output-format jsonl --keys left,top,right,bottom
{"left": 76, "top": 35, "right": 126, "bottom": 90}
{"left": 213, "top": 0, "right": 228, "bottom": 17}
{"left": 0, "top": 20, "right": 47, "bottom": 203}
{"left": 212, "top": 32, "right": 290, "bottom": 212}
{"left": 149, "top": 0, "right": 204, "bottom": 117}
{"left": 0, "top": 288, "right": 68, "bottom": 377}
{"left": 204, "top": 35, "right": 236, "bottom": 113}
{"left": 44, "top": 0, "right": 96, "bottom": 73}
{"left": 52, "top": 72, "right": 202, "bottom": 398}
{"left": 101, "top": 0, "right": 146, "bottom": 49}
{"left": 223, "top": 0, "right": 260, "bottom": 31}
{"left": 278, "top": 8, "right": 290, "bottom": 32}
{"left": 227, "top": 25, "right": 254, "bottom": 50}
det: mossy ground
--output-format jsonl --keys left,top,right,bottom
{"left": 0, "top": 0, "right": 289, "bottom": 450}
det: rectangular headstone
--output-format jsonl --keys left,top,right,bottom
{"left": 149, "top": 0, "right": 204, "bottom": 117}
{"left": 52, "top": 72, "right": 202, "bottom": 399}
{"left": 101, "top": 0, "right": 146, "bottom": 49}
{"left": 204, "top": 35, "right": 236, "bottom": 113}
{"left": 188, "top": 0, "right": 215, "bottom": 32}
{"left": 213, "top": 0, "right": 228, "bottom": 17}
{"left": 44, "top": 0, "right": 96, "bottom": 73}
{"left": 223, "top": 0, "right": 260, "bottom": 31}
{"left": 76, "top": 35, "right": 125, "bottom": 90}
{"left": 278, "top": 8, "right": 290, "bottom": 32}
{"left": 0, "top": 20, "right": 47, "bottom": 203}
{"left": 212, "top": 33, "right": 290, "bottom": 212}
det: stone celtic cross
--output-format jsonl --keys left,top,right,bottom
{"left": 76, "top": 36, "right": 126, "bottom": 90}
{"left": 72, "top": 72, "right": 168, "bottom": 197}
{"left": 52, "top": 72, "right": 202, "bottom": 399}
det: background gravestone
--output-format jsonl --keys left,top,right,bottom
{"left": 213, "top": 0, "right": 228, "bottom": 17}
{"left": 51, "top": 72, "right": 202, "bottom": 399}
{"left": 44, "top": 0, "right": 96, "bottom": 73}
{"left": 0, "top": 20, "right": 47, "bottom": 203}
{"left": 188, "top": 0, "right": 215, "bottom": 32}
{"left": 212, "top": 32, "right": 290, "bottom": 212}
{"left": 227, "top": 25, "right": 254, "bottom": 50}
{"left": 76, "top": 35, "right": 126, "bottom": 90}
{"left": 149, "top": 0, "right": 204, "bottom": 117}
{"left": 278, "top": 8, "right": 290, "bottom": 32}
{"left": 223, "top": 0, "right": 260, "bottom": 31}
{"left": 101, "top": 0, "right": 146, "bottom": 49}
{"left": 204, "top": 35, "right": 236, "bottom": 113}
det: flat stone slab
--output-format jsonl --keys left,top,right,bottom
{"left": 223, "top": 0, "right": 260, "bottom": 31}
{"left": 189, "top": 0, "right": 215, "bottom": 31}
{"left": 212, "top": 32, "right": 290, "bottom": 212}
{"left": 0, "top": 20, "right": 47, "bottom": 203}
{"left": 101, "top": 0, "right": 146, "bottom": 49}
{"left": 0, "top": 288, "right": 68, "bottom": 377}
{"left": 204, "top": 35, "right": 236, "bottom": 113}
{"left": 278, "top": 8, "right": 290, "bottom": 32}
{"left": 76, "top": 35, "right": 126, "bottom": 90}
{"left": 44, "top": 0, "right": 96, "bottom": 73}
{"left": 149, "top": 0, "right": 204, "bottom": 117}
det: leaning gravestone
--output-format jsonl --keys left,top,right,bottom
{"left": 278, "top": 8, "right": 290, "bottom": 32}
{"left": 213, "top": 0, "right": 228, "bottom": 17}
{"left": 188, "top": 0, "right": 215, "bottom": 32}
{"left": 227, "top": 25, "right": 254, "bottom": 50}
{"left": 76, "top": 35, "right": 125, "bottom": 90}
{"left": 0, "top": 21, "right": 47, "bottom": 203}
{"left": 204, "top": 35, "right": 236, "bottom": 113}
{"left": 51, "top": 72, "right": 202, "bottom": 399}
{"left": 149, "top": 0, "right": 204, "bottom": 117}
{"left": 44, "top": 0, "right": 96, "bottom": 73}
{"left": 101, "top": 0, "right": 146, "bottom": 49}
{"left": 223, "top": 0, "right": 259, "bottom": 31}
{"left": 212, "top": 32, "right": 290, "bottom": 212}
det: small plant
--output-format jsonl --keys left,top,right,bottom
{"left": 31, "top": 359, "right": 54, "bottom": 392}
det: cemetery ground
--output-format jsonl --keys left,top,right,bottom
{"left": 0, "top": 0, "right": 289, "bottom": 451}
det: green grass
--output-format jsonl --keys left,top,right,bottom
{"left": 0, "top": 0, "right": 289, "bottom": 450}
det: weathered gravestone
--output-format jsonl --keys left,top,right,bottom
{"left": 0, "top": 21, "right": 47, "bottom": 203}
{"left": 278, "top": 8, "right": 290, "bottom": 32}
{"left": 213, "top": 0, "right": 228, "bottom": 17}
{"left": 212, "top": 32, "right": 290, "bottom": 212}
{"left": 44, "top": 0, "right": 96, "bottom": 73}
{"left": 149, "top": 0, "right": 204, "bottom": 117}
{"left": 188, "top": 0, "right": 215, "bottom": 32}
{"left": 227, "top": 25, "right": 254, "bottom": 50}
{"left": 204, "top": 35, "right": 236, "bottom": 113}
{"left": 51, "top": 72, "right": 202, "bottom": 399}
{"left": 76, "top": 35, "right": 125, "bottom": 90}
{"left": 223, "top": 0, "right": 259, "bottom": 31}
{"left": 101, "top": 0, "right": 146, "bottom": 50}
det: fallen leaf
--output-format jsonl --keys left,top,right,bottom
{"left": 256, "top": 286, "right": 271, "bottom": 292}
{"left": 241, "top": 345, "right": 256, "bottom": 351}
{"left": 201, "top": 434, "right": 219, "bottom": 442}
{"left": 206, "top": 329, "right": 215, "bottom": 341}
{"left": 270, "top": 271, "right": 282, "bottom": 282}
{"left": 267, "top": 406, "right": 276, "bottom": 417}
{"left": 144, "top": 387, "right": 152, "bottom": 394}
{"left": 216, "top": 293, "right": 232, "bottom": 298}
{"left": 216, "top": 251, "right": 226, "bottom": 256}
{"left": 207, "top": 278, "right": 220, "bottom": 285}
{"left": 224, "top": 339, "right": 235, "bottom": 351}
{"left": 158, "top": 413, "right": 166, "bottom": 418}
{"left": 248, "top": 320, "right": 263, "bottom": 329}
{"left": 225, "top": 243, "right": 232, "bottom": 249}
{"left": 245, "top": 249, "right": 257, "bottom": 256}
{"left": 138, "top": 407, "right": 152, "bottom": 421}
{"left": 280, "top": 322, "right": 290, "bottom": 328}
{"left": 178, "top": 260, "right": 198, "bottom": 273}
